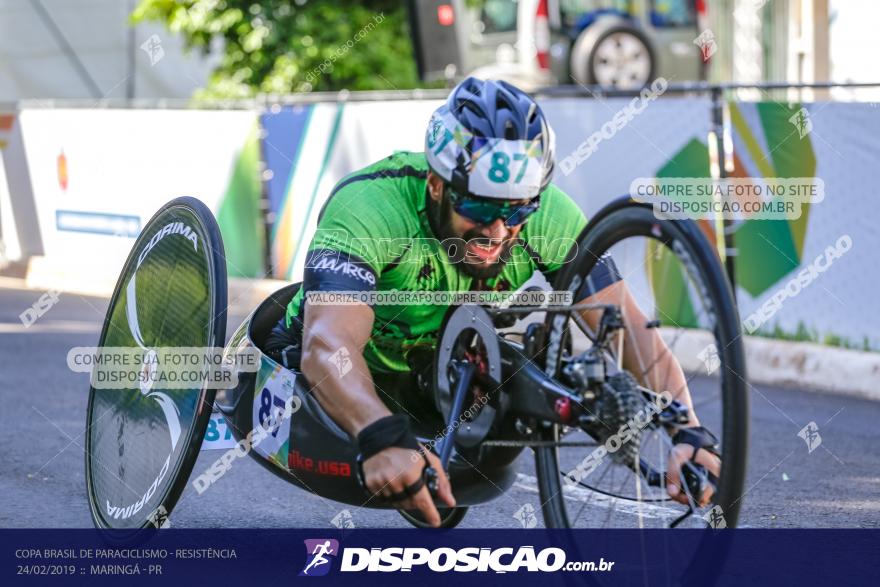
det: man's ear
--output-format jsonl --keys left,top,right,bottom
{"left": 426, "top": 172, "right": 445, "bottom": 203}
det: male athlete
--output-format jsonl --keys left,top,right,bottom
{"left": 265, "top": 77, "right": 720, "bottom": 527}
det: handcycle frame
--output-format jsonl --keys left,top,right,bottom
{"left": 86, "top": 195, "right": 738, "bottom": 532}
{"left": 214, "top": 281, "right": 705, "bottom": 517}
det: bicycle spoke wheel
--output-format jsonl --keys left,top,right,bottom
{"left": 534, "top": 198, "right": 748, "bottom": 530}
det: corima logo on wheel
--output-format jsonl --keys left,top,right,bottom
{"left": 102, "top": 218, "right": 201, "bottom": 522}
{"left": 137, "top": 221, "right": 199, "bottom": 267}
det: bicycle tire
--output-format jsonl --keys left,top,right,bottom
{"left": 534, "top": 197, "right": 748, "bottom": 529}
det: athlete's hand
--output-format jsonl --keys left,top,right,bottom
{"left": 363, "top": 446, "right": 455, "bottom": 527}
{"left": 665, "top": 443, "right": 721, "bottom": 506}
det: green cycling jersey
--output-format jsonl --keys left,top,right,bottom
{"left": 285, "top": 151, "right": 588, "bottom": 373}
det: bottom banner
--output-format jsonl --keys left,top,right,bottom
{"left": 2, "top": 529, "right": 878, "bottom": 585}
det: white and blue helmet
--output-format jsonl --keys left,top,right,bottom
{"left": 425, "top": 77, "right": 556, "bottom": 200}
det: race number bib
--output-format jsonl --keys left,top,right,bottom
{"left": 250, "top": 360, "right": 298, "bottom": 466}
{"left": 468, "top": 138, "right": 544, "bottom": 199}
{"left": 200, "top": 414, "right": 236, "bottom": 450}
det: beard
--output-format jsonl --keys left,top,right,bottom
{"left": 428, "top": 192, "right": 516, "bottom": 281}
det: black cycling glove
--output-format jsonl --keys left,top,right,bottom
{"left": 357, "top": 414, "right": 421, "bottom": 461}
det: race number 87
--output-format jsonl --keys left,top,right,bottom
{"left": 488, "top": 152, "right": 529, "bottom": 184}
{"left": 205, "top": 416, "right": 233, "bottom": 442}
{"left": 258, "top": 388, "right": 288, "bottom": 437}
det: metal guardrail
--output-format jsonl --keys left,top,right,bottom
{"left": 5, "top": 81, "right": 880, "bottom": 111}
{"left": 7, "top": 89, "right": 450, "bottom": 111}
{"left": 536, "top": 80, "right": 880, "bottom": 98}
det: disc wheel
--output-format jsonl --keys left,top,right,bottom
{"left": 85, "top": 197, "right": 227, "bottom": 531}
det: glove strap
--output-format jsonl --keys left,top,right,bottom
{"left": 356, "top": 414, "right": 420, "bottom": 461}
{"left": 672, "top": 425, "right": 720, "bottom": 458}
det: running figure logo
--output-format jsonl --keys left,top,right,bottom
{"left": 693, "top": 29, "right": 717, "bottom": 62}
{"left": 703, "top": 505, "right": 728, "bottom": 529}
{"left": 299, "top": 539, "right": 339, "bottom": 577}
{"left": 797, "top": 421, "right": 822, "bottom": 453}
{"left": 789, "top": 108, "right": 813, "bottom": 139}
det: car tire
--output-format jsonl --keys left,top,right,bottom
{"left": 583, "top": 25, "right": 656, "bottom": 89}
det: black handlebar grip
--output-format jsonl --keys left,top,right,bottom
{"left": 681, "top": 462, "right": 711, "bottom": 501}
{"left": 423, "top": 465, "right": 439, "bottom": 497}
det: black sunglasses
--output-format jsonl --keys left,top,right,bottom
{"left": 446, "top": 185, "right": 540, "bottom": 226}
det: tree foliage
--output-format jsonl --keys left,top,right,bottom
{"left": 132, "top": 0, "right": 424, "bottom": 98}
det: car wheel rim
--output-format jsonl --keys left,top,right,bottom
{"left": 593, "top": 32, "right": 652, "bottom": 89}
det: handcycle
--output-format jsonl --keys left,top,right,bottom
{"left": 85, "top": 195, "right": 748, "bottom": 533}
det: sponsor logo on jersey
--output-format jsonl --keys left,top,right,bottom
{"left": 312, "top": 256, "right": 377, "bottom": 286}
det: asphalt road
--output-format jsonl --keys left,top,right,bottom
{"left": 1, "top": 281, "right": 878, "bottom": 529}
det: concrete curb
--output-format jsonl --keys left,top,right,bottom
{"left": 3, "top": 269, "right": 878, "bottom": 401}
{"left": 660, "top": 329, "right": 880, "bottom": 403}
{"left": 742, "top": 336, "right": 880, "bottom": 402}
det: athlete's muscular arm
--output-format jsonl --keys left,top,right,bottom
{"left": 300, "top": 301, "right": 389, "bottom": 435}
{"left": 293, "top": 158, "right": 457, "bottom": 522}
{"left": 300, "top": 299, "right": 455, "bottom": 525}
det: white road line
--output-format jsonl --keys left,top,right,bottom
{"left": 0, "top": 320, "right": 101, "bottom": 334}
{"left": 513, "top": 473, "right": 681, "bottom": 520}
